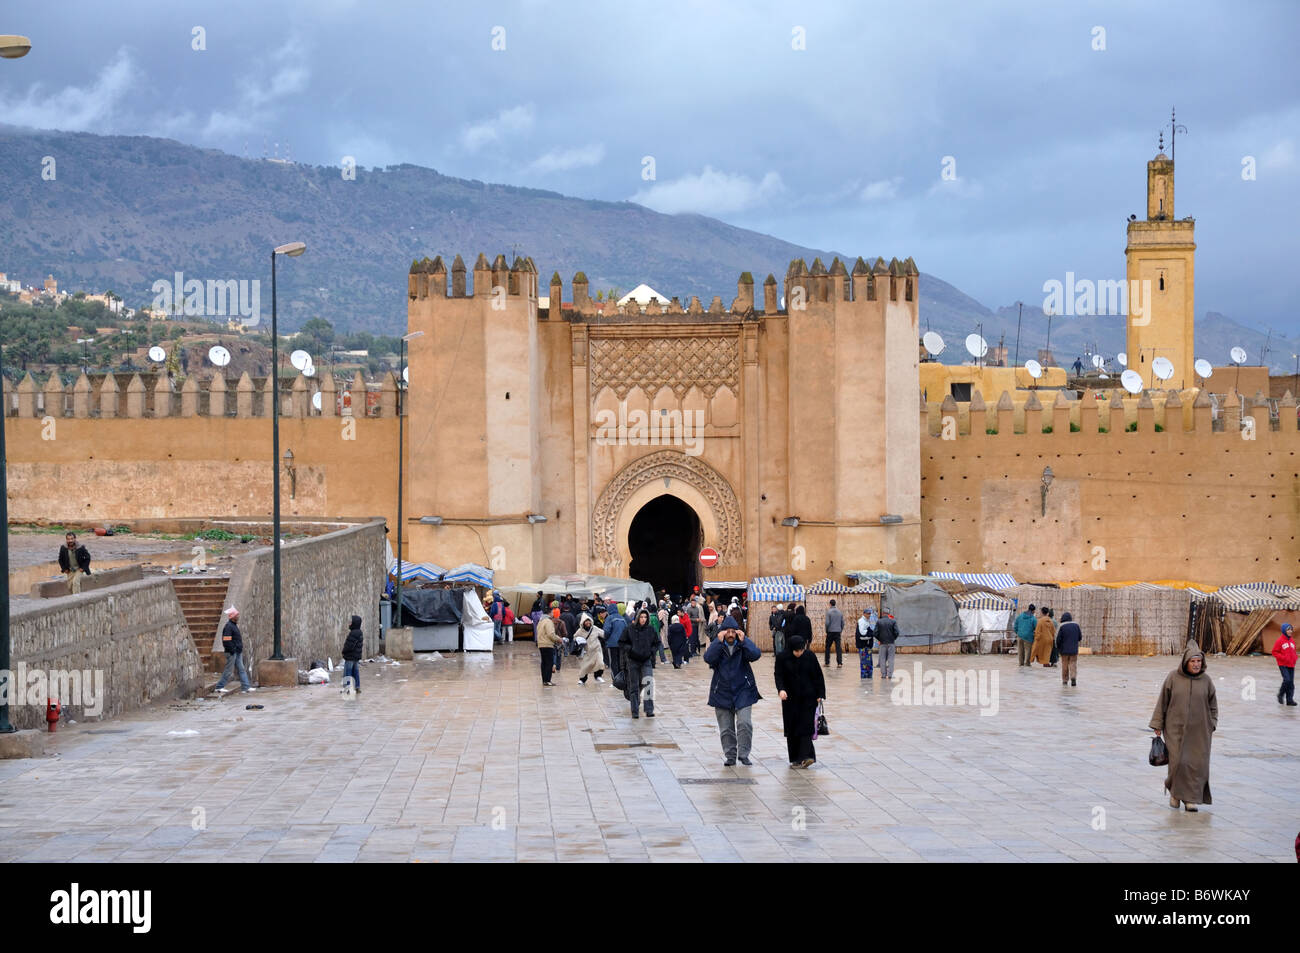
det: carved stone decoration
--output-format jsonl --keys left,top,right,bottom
{"left": 591, "top": 450, "right": 742, "bottom": 566}
{"left": 589, "top": 335, "right": 739, "bottom": 399}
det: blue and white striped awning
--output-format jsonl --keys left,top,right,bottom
{"left": 1129, "top": 582, "right": 1172, "bottom": 592}
{"left": 442, "top": 562, "right": 494, "bottom": 588}
{"left": 703, "top": 580, "right": 749, "bottom": 590}
{"left": 748, "top": 574, "right": 805, "bottom": 602}
{"left": 390, "top": 562, "right": 446, "bottom": 582}
{"left": 850, "top": 578, "right": 887, "bottom": 594}
{"left": 953, "top": 591, "right": 1016, "bottom": 611}
{"left": 930, "top": 571, "right": 1018, "bottom": 590}
{"left": 806, "top": 578, "right": 853, "bottom": 595}
{"left": 751, "top": 574, "right": 795, "bottom": 588}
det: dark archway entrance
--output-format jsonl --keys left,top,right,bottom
{"left": 627, "top": 494, "right": 702, "bottom": 599}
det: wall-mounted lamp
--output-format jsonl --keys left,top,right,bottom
{"left": 283, "top": 448, "right": 296, "bottom": 499}
{"left": 419, "top": 516, "right": 443, "bottom": 525}
{"left": 879, "top": 514, "right": 903, "bottom": 524}
{"left": 527, "top": 514, "right": 547, "bottom": 524}
{"left": 781, "top": 517, "right": 799, "bottom": 527}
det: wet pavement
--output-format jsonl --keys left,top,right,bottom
{"left": 0, "top": 644, "right": 1293, "bottom": 862}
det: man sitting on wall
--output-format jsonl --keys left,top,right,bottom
{"left": 57, "top": 531, "right": 92, "bottom": 594}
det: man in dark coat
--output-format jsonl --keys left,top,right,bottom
{"left": 773, "top": 634, "right": 825, "bottom": 767}
{"left": 213, "top": 606, "right": 253, "bottom": 693}
{"left": 621, "top": 609, "right": 658, "bottom": 719}
{"left": 57, "top": 531, "right": 92, "bottom": 594}
{"left": 1150, "top": 641, "right": 1218, "bottom": 811}
{"left": 1055, "top": 611, "right": 1083, "bottom": 687}
{"left": 342, "top": 614, "right": 364, "bottom": 694}
{"left": 769, "top": 605, "right": 787, "bottom": 655}
{"left": 666, "top": 615, "right": 688, "bottom": 668}
{"left": 875, "top": 612, "right": 900, "bottom": 678}
{"left": 787, "top": 605, "right": 813, "bottom": 645}
{"left": 604, "top": 605, "right": 627, "bottom": 679}
{"left": 705, "top": 616, "right": 761, "bottom": 765}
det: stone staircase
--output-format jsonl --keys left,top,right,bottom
{"left": 171, "top": 576, "right": 232, "bottom": 673}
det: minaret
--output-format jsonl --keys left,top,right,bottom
{"left": 1125, "top": 123, "right": 1196, "bottom": 389}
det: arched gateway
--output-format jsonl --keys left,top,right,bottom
{"left": 590, "top": 450, "right": 742, "bottom": 582}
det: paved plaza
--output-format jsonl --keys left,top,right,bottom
{"left": 0, "top": 645, "right": 1293, "bottom": 862}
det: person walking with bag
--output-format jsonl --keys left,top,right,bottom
{"left": 855, "top": 607, "right": 876, "bottom": 680}
{"left": 705, "top": 616, "right": 761, "bottom": 766}
{"left": 622, "top": 609, "right": 658, "bottom": 719}
{"left": 1149, "top": 641, "right": 1218, "bottom": 812}
{"left": 576, "top": 613, "right": 606, "bottom": 685}
{"left": 341, "top": 614, "right": 364, "bottom": 695}
{"left": 774, "top": 635, "right": 825, "bottom": 767}
{"left": 536, "top": 609, "right": 562, "bottom": 687}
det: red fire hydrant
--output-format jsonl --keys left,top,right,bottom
{"left": 46, "top": 698, "right": 61, "bottom": 733}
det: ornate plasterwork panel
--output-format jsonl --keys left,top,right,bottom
{"left": 588, "top": 335, "right": 739, "bottom": 399}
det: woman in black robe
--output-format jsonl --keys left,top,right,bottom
{"left": 773, "top": 634, "right": 826, "bottom": 767}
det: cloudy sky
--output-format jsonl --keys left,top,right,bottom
{"left": 1, "top": 0, "right": 1297, "bottom": 331}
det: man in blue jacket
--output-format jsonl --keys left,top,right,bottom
{"left": 1014, "top": 603, "right": 1036, "bottom": 667}
{"left": 704, "top": 616, "right": 762, "bottom": 766}
{"left": 603, "top": 602, "right": 627, "bottom": 680}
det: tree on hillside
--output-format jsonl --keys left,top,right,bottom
{"left": 295, "top": 317, "right": 334, "bottom": 359}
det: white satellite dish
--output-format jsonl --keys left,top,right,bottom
{"left": 965, "top": 334, "right": 988, "bottom": 358}
{"left": 1229, "top": 346, "right": 1247, "bottom": 364}
{"left": 1025, "top": 359, "right": 1043, "bottom": 379}
{"left": 1091, "top": 354, "right": 1104, "bottom": 369}
{"left": 147, "top": 345, "right": 166, "bottom": 363}
{"left": 207, "top": 345, "right": 231, "bottom": 367}
{"left": 1120, "top": 369, "right": 1144, "bottom": 394}
{"left": 311, "top": 391, "right": 322, "bottom": 411}
{"left": 1117, "top": 352, "right": 1127, "bottom": 367}
{"left": 402, "top": 366, "right": 409, "bottom": 383}
{"left": 290, "top": 349, "right": 312, "bottom": 371}
{"left": 302, "top": 361, "right": 315, "bottom": 378}
{"left": 1152, "top": 357, "right": 1175, "bottom": 381}
{"left": 1099, "top": 373, "right": 1109, "bottom": 380}
{"left": 1194, "top": 359, "right": 1213, "bottom": 379}
{"left": 922, "top": 331, "right": 945, "bottom": 356}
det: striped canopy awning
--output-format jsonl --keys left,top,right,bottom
{"left": 850, "top": 577, "right": 887, "bottom": 594}
{"left": 748, "top": 574, "right": 805, "bottom": 602}
{"left": 806, "top": 577, "right": 853, "bottom": 595}
{"left": 703, "top": 580, "right": 749, "bottom": 590}
{"left": 930, "top": 571, "right": 1018, "bottom": 590}
{"left": 389, "top": 562, "right": 446, "bottom": 582}
{"left": 953, "top": 590, "right": 1016, "bottom": 611}
{"left": 442, "top": 562, "right": 494, "bottom": 588}
{"left": 1209, "top": 584, "right": 1300, "bottom": 612}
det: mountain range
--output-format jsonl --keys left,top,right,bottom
{"left": 0, "top": 127, "right": 1292, "bottom": 373}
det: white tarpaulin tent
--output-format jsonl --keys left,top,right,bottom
{"left": 502, "top": 573, "right": 655, "bottom": 607}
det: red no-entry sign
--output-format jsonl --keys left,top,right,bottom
{"left": 699, "top": 548, "right": 719, "bottom": 568}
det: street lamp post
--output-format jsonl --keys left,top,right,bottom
{"left": 270, "top": 241, "right": 305, "bottom": 662}
{"left": 76, "top": 337, "right": 94, "bottom": 376}
{"left": 0, "top": 32, "right": 32, "bottom": 736}
{"left": 393, "top": 331, "right": 423, "bottom": 632}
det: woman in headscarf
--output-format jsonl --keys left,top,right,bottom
{"left": 621, "top": 608, "right": 659, "bottom": 718}
{"left": 773, "top": 634, "right": 826, "bottom": 768}
{"left": 1149, "top": 641, "right": 1218, "bottom": 812}
{"left": 1030, "top": 606, "right": 1054, "bottom": 666}
{"left": 666, "top": 614, "right": 688, "bottom": 668}
{"left": 576, "top": 612, "right": 606, "bottom": 685}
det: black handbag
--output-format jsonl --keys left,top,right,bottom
{"left": 1148, "top": 735, "right": 1168, "bottom": 766}
{"left": 815, "top": 703, "right": 830, "bottom": 738}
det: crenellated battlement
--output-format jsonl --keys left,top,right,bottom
{"left": 9, "top": 369, "right": 405, "bottom": 419}
{"left": 408, "top": 254, "right": 918, "bottom": 320}
{"left": 922, "top": 386, "right": 1297, "bottom": 438}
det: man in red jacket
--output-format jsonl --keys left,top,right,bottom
{"left": 1272, "top": 622, "right": 1296, "bottom": 706}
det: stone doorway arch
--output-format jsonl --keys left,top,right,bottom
{"left": 590, "top": 450, "right": 742, "bottom": 575}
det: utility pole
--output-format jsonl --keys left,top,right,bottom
{"left": 1013, "top": 301, "right": 1023, "bottom": 368}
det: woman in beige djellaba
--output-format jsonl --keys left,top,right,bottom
{"left": 1149, "top": 642, "right": 1218, "bottom": 812}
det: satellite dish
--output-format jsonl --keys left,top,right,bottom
{"left": 302, "top": 362, "right": 315, "bottom": 378}
{"left": 147, "top": 345, "right": 166, "bottom": 363}
{"left": 311, "top": 392, "right": 322, "bottom": 411}
{"left": 1025, "top": 359, "right": 1043, "bottom": 379}
{"left": 1230, "top": 346, "right": 1247, "bottom": 364}
{"left": 290, "top": 349, "right": 312, "bottom": 371}
{"left": 965, "top": 334, "right": 988, "bottom": 358}
{"left": 207, "top": 345, "right": 231, "bottom": 367}
{"left": 1117, "top": 352, "right": 1127, "bottom": 367}
{"left": 1099, "top": 373, "right": 1109, "bottom": 380}
{"left": 1194, "top": 359, "right": 1213, "bottom": 379}
{"left": 402, "top": 366, "right": 409, "bottom": 383}
{"left": 1091, "top": 354, "right": 1104, "bottom": 369}
{"left": 1120, "top": 369, "right": 1144, "bottom": 394}
{"left": 1152, "top": 357, "right": 1175, "bottom": 381}
{"left": 922, "top": 331, "right": 945, "bottom": 356}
